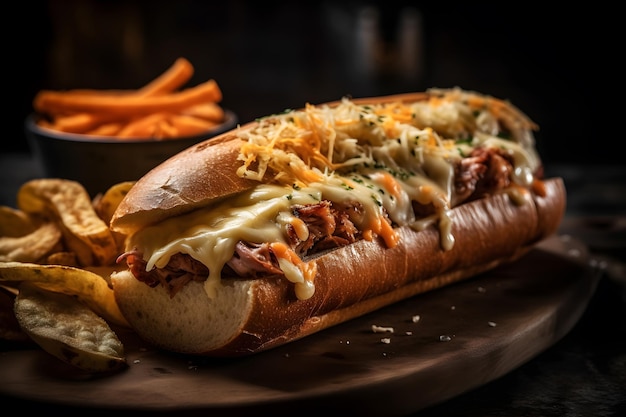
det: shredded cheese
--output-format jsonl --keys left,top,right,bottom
{"left": 129, "top": 88, "right": 541, "bottom": 300}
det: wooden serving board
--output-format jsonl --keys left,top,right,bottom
{"left": 0, "top": 235, "right": 599, "bottom": 416}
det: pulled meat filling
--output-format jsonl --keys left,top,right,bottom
{"left": 118, "top": 146, "right": 534, "bottom": 297}
{"left": 455, "top": 146, "right": 515, "bottom": 202}
{"left": 117, "top": 199, "right": 363, "bottom": 297}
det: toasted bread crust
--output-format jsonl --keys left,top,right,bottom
{"left": 111, "top": 178, "right": 565, "bottom": 356}
{"left": 110, "top": 132, "right": 260, "bottom": 234}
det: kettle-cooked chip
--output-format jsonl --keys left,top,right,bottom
{"left": 14, "top": 282, "right": 126, "bottom": 373}
{"left": 17, "top": 179, "right": 118, "bottom": 265}
{"left": 0, "top": 222, "right": 62, "bottom": 263}
{"left": 0, "top": 262, "right": 129, "bottom": 327}
{"left": 56, "top": 220, "right": 95, "bottom": 266}
{"left": 93, "top": 181, "right": 135, "bottom": 252}
{"left": 44, "top": 251, "right": 79, "bottom": 267}
{"left": 0, "top": 206, "right": 38, "bottom": 237}
{"left": 93, "top": 181, "right": 135, "bottom": 225}
{"left": 0, "top": 286, "right": 32, "bottom": 344}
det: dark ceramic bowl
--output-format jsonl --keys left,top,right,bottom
{"left": 24, "top": 110, "right": 238, "bottom": 197}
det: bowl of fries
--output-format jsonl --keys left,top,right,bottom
{"left": 25, "top": 58, "right": 238, "bottom": 197}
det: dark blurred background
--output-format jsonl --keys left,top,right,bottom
{"left": 5, "top": 0, "right": 621, "bottom": 166}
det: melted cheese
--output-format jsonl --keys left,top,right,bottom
{"left": 129, "top": 88, "right": 541, "bottom": 300}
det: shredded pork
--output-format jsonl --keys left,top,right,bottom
{"left": 118, "top": 146, "right": 530, "bottom": 298}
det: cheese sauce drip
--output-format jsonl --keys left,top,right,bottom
{"left": 131, "top": 88, "right": 541, "bottom": 300}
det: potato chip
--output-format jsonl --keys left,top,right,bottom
{"left": 17, "top": 179, "right": 118, "bottom": 265}
{"left": 0, "top": 286, "right": 32, "bottom": 345}
{"left": 0, "top": 261, "right": 129, "bottom": 327}
{"left": 0, "top": 222, "right": 62, "bottom": 263}
{"left": 56, "top": 220, "right": 95, "bottom": 266}
{"left": 14, "top": 282, "right": 126, "bottom": 373}
{"left": 93, "top": 181, "right": 135, "bottom": 225}
{"left": 0, "top": 206, "right": 38, "bottom": 237}
{"left": 44, "top": 251, "right": 79, "bottom": 267}
{"left": 93, "top": 181, "right": 135, "bottom": 252}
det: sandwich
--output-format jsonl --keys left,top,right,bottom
{"left": 109, "top": 87, "right": 566, "bottom": 356}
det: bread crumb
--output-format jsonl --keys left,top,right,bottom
{"left": 371, "top": 324, "right": 394, "bottom": 333}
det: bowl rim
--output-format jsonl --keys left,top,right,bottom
{"left": 24, "top": 109, "right": 238, "bottom": 144}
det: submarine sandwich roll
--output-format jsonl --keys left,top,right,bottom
{"left": 109, "top": 88, "right": 566, "bottom": 356}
